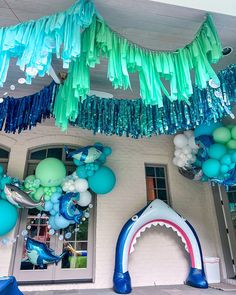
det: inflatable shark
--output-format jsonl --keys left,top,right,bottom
{"left": 4, "top": 184, "right": 44, "bottom": 208}
{"left": 26, "top": 237, "right": 67, "bottom": 268}
{"left": 113, "top": 199, "right": 208, "bottom": 294}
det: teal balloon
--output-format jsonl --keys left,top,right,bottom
{"left": 1, "top": 191, "right": 6, "bottom": 200}
{"left": 76, "top": 166, "right": 88, "bottom": 179}
{"left": 0, "top": 176, "right": 11, "bottom": 190}
{"left": 0, "top": 200, "right": 18, "bottom": 236}
{"left": 194, "top": 122, "right": 222, "bottom": 137}
{"left": 220, "top": 165, "right": 229, "bottom": 174}
{"left": 220, "top": 154, "right": 232, "bottom": 166}
{"left": 202, "top": 159, "right": 220, "bottom": 178}
{"left": 73, "top": 159, "right": 84, "bottom": 166}
{"left": 0, "top": 165, "right": 4, "bottom": 177}
{"left": 208, "top": 144, "right": 227, "bottom": 160}
{"left": 213, "top": 127, "right": 231, "bottom": 144}
{"left": 231, "top": 152, "right": 236, "bottom": 163}
{"left": 35, "top": 158, "right": 66, "bottom": 187}
{"left": 88, "top": 166, "right": 116, "bottom": 194}
{"left": 103, "top": 147, "right": 112, "bottom": 156}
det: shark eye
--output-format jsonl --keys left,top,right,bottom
{"left": 132, "top": 215, "right": 138, "bottom": 221}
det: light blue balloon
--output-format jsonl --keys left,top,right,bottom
{"left": 208, "top": 144, "right": 227, "bottom": 160}
{"left": 53, "top": 203, "right": 60, "bottom": 212}
{"left": 194, "top": 122, "right": 222, "bottom": 138}
{"left": 88, "top": 166, "right": 116, "bottom": 194}
{"left": 220, "top": 154, "right": 232, "bottom": 166}
{"left": 220, "top": 165, "right": 229, "bottom": 175}
{"left": 56, "top": 187, "right": 62, "bottom": 193}
{"left": 73, "top": 159, "right": 84, "bottom": 166}
{"left": 0, "top": 200, "right": 18, "bottom": 236}
{"left": 44, "top": 201, "right": 53, "bottom": 211}
{"left": 49, "top": 216, "right": 60, "bottom": 230}
{"left": 49, "top": 209, "right": 57, "bottom": 216}
{"left": 202, "top": 159, "right": 220, "bottom": 178}
{"left": 51, "top": 193, "right": 61, "bottom": 203}
{"left": 76, "top": 166, "right": 88, "bottom": 179}
{"left": 54, "top": 214, "right": 70, "bottom": 229}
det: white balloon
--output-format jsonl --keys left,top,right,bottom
{"left": 74, "top": 179, "right": 89, "bottom": 193}
{"left": 172, "top": 157, "right": 178, "bottom": 166}
{"left": 182, "top": 145, "right": 192, "bottom": 155}
{"left": 179, "top": 153, "right": 187, "bottom": 160}
{"left": 173, "top": 134, "right": 188, "bottom": 148}
{"left": 77, "top": 191, "right": 92, "bottom": 207}
{"left": 184, "top": 130, "right": 193, "bottom": 138}
{"left": 191, "top": 155, "right": 196, "bottom": 163}
{"left": 72, "top": 172, "right": 79, "bottom": 180}
{"left": 186, "top": 154, "right": 192, "bottom": 160}
{"left": 68, "top": 185, "right": 75, "bottom": 192}
{"left": 177, "top": 159, "right": 185, "bottom": 168}
{"left": 188, "top": 136, "right": 198, "bottom": 149}
{"left": 174, "top": 149, "right": 182, "bottom": 157}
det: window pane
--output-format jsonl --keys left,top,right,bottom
{"left": 157, "top": 189, "right": 167, "bottom": 201}
{"left": 155, "top": 167, "right": 165, "bottom": 177}
{"left": 156, "top": 178, "right": 166, "bottom": 189}
{"left": 0, "top": 148, "right": 9, "bottom": 159}
{"left": 47, "top": 148, "right": 62, "bottom": 159}
{"left": 30, "top": 149, "right": 47, "bottom": 160}
{"left": 145, "top": 167, "right": 155, "bottom": 177}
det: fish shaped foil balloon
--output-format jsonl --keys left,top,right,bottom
{"left": 59, "top": 192, "right": 83, "bottom": 223}
{"left": 65, "top": 145, "right": 103, "bottom": 163}
{"left": 4, "top": 184, "right": 44, "bottom": 208}
{"left": 26, "top": 237, "right": 67, "bottom": 268}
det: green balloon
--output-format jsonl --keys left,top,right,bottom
{"left": 0, "top": 200, "right": 18, "bottom": 236}
{"left": 202, "top": 159, "right": 220, "bottom": 178}
{"left": 213, "top": 127, "right": 231, "bottom": 144}
{"left": 231, "top": 126, "right": 236, "bottom": 140}
{"left": 24, "top": 175, "right": 36, "bottom": 183}
{"left": 35, "top": 158, "right": 66, "bottom": 187}
{"left": 33, "top": 186, "right": 45, "bottom": 201}
{"left": 227, "top": 139, "right": 236, "bottom": 150}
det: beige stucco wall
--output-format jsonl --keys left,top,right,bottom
{"left": 0, "top": 120, "right": 224, "bottom": 291}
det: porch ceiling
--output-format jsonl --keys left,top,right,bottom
{"left": 0, "top": 0, "right": 235, "bottom": 99}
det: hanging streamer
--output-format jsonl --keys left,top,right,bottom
{"left": 53, "top": 14, "right": 222, "bottom": 129}
{"left": 0, "top": 0, "right": 96, "bottom": 86}
{"left": 0, "top": 82, "right": 57, "bottom": 133}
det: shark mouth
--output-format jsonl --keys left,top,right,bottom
{"left": 113, "top": 199, "right": 208, "bottom": 294}
{"left": 128, "top": 219, "right": 194, "bottom": 265}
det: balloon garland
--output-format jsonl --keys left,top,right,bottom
{"left": 173, "top": 122, "right": 236, "bottom": 187}
{"left": 0, "top": 143, "right": 116, "bottom": 263}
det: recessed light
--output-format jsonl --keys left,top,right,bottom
{"left": 18, "top": 78, "right": 26, "bottom": 84}
{"left": 222, "top": 46, "right": 233, "bottom": 56}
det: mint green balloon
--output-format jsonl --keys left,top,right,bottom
{"left": 33, "top": 186, "right": 45, "bottom": 201}
{"left": 231, "top": 126, "right": 236, "bottom": 140}
{"left": 213, "top": 127, "right": 231, "bottom": 144}
{"left": 202, "top": 159, "right": 220, "bottom": 178}
{"left": 227, "top": 139, "right": 236, "bottom": 149}
{"left": 35, "top": 158, "right": 66, "bottom": 187}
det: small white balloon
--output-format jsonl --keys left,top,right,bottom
{"left": 174, "top": 149, "right": 182, "bottom": 157}
{"left": 188, "top": 136, "right": 198, "bottom": 149}
{"left": 10, "top": 84, "right": 15, "bottom": 91}
{"left": 21, "top": 230, "right": 28, "bottom": 237}
{"left": 77, "top": 191, "right": 92, "bottom": 207}
{"left": 89, "top": 204, "right": 93, "bottom": 208}
{"left": 74, "top": 179, "right": 89, "bottom": 193}
{"left": 65, "top": 232, "right": 72, "bottom": 240}
{"left": 172, "top": 157, "right": 178, "bottom": 166}
{"left": 49, "top": 229, "right": 55, "bottom": 235}
{"left": 182, "top": 145, "right": 192, "bottom": 155}
{"left": 173, "top": 134, "right": 188, "bottom": 149}
{"left": 59, "top": 235, "right": 64, "bottom": 241}
{"left": 177, "top": 159, "right": 185, "bottom": 168}
{"left": 191, "top": 155, "right": 197, "bottom": 163}
{"left": 186, "top": 154, "right": 192, "bottom": 160}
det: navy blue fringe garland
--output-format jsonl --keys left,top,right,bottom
{"left": 0, "top": 82, "right": 57, "bottom": 133}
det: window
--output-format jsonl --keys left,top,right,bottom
{"left": 13, "top": 145, "right": 94, "bottom": 283}
{"left": 0, "top": 146, "right": 10, "bottom": 173}
{"left": 145, "top": 165, "right": 170, "bottom": 204}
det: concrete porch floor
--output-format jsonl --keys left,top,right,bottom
{"left": 23, "top": 284, "right": 236, "bottom": 295}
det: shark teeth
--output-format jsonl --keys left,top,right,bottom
{"left": 129, "top": 221, "right": 189, "bottom": 254}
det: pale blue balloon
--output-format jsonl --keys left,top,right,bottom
{"left": 49, "top": 209, "right": 57, "bottom": 216}
{"left": 51, "top": 193, "right": 61, "bottom": 203}
{"left": 54, "top": 214, "right": 70, "bottom": 229}
{"left": 53, "top": 203, "right": 60, "bottom": 212}
{"left": 49, "top": 216, "right": 60, "bottom": 230}
{"left": 44, "top": 201, "right": 53, "bottom": 211}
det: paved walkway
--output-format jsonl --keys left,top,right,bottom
{"left": 23, "top": 284, "right": 236, "bottom": 295}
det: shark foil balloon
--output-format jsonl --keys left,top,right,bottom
{"left": 59, "top": 192, "right": 83, "bottom": 223}
{"left": 4, "top": 184, "right": 45, "bottom": 208}
{"left": 26, "top": 237, "right": 67, "bottom": 268}
{"left": 65, "top": 145, "right": 103, "bottom": 163}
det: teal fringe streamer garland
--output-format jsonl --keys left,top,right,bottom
{"left": 0, "top": 82, "right": 57, "bottom": 133}
{"left": 71, "top": 64, "right": 236, "bottom": 138}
